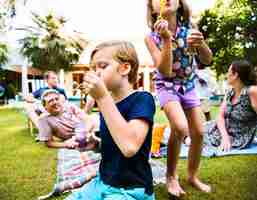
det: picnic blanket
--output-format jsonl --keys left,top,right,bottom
{"left": 160, "top": 136, "right": 257, "bottom": 158}
{"left": 38, "top": 149, "right": 167, "bottom": 200}
{"left": 38, "top": 137, "right": 257, "bottom": 200}
{"left": 152, "top": 137, "right": 257, "bottom": 185}
{"left": 38, "top": 149, "right": 101, "bottom": 200}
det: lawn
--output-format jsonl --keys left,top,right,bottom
{"left": 0, "top": 107, "right": 257, "bottom": 200}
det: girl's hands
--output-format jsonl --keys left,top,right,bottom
{"left": 65, "top": 137, "right": 79, "bottom": 149}
{"left": 86, "top": 132, "right": 101, "bottom": 143}
{"left": 85, "top": 118, "right": 101, "bottom": 143}
{"left": 154, "top": 19, "right": 172, "bottom": 40}
{"left": 187, "top": 29, "right": 205, "bottom": 49}
{"left": 83, "top": 71, "right": 108, "bottom": 101}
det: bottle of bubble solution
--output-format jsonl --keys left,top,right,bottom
{"left": 75, "top": 122, "right": 87, "bottom": 149}
{"left": 187, "top": 28, "right": 197, "bottom": 56}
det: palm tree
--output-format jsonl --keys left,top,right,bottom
{"left": 19, "top": 12, "right": 88, "bottom": 71}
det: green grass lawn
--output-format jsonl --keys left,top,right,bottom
{"left": 0, "top": 107, "right": 257, "bottom": 200}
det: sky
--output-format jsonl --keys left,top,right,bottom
{"left": 5, "top": 0, "right": 216, "bottom": 65}
{"left": 20, "top": 0, "right": 216, "bottom": 40}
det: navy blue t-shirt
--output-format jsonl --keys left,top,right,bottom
{"left": 32, "top": 87, "right": 67, "bottom": 99}
{"left": 99, "top": 91, "right": 156, "bottom": 195}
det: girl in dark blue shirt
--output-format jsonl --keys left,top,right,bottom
{"left": 65, "top": 41, "right": 156, "bottom": 200}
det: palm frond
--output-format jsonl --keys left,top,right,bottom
{"left": 19, "top": 11, "right": 88, "bottom": 71}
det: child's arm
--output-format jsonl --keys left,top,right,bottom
{"left": 145, "top": 20, "right": 173, "bottom": 77}
{"left": 84, "top": 95, "right": 96, "bottom": 114}
{"left": 98, "top": 94, "right": 151, "bottom": 157}
{"left": 197, "top": 41, "right": 213, "bottom": 65}
{"left": 84, "top": 72, "right": 154, "bottom": 158}
{"left": 187, "top": 27, "right": 212, "bottom": 65}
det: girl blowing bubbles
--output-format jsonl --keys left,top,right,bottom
{"left": 145, "top": 0, "right": 213, "bottom": 197}
{"left": 65, "top": 41, "right": 156, "bottom": 200}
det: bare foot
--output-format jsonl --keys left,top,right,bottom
{"left": 166, "top": 176, "right": 186, "bottom": 197}
{"left": 188, "top": 177, "right": 211, "bottom": 193}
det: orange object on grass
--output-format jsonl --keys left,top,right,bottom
{"left": 151, "top": 124, "right": 167, "bottom": 154}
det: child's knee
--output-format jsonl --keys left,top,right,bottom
{"left": 190, "top": 129, "right": 204, "bottom": 141}
{"left": 172, "top": 124, "right": 188, "bottom": 140}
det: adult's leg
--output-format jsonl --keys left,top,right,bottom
{"left": 24, "top": 102, "right": 40, "bottom": 128}
{"left": 163, "top": 101, "right": 189, "bottom": 197}
{"left": 185, "top": 106, "right": 211, "bottom": 193}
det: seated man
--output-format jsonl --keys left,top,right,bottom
{"left": 38, "top": 89, "right": 99, "bottom": 149}
{"left": 25, "top": 70, "right": 67, "bottom": 103}
{"left": 24, "top": 71, "right": 67, "bottom": 128}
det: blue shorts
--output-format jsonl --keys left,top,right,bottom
{"left": 65, "top": 175, "right": 155, "bottom": 200}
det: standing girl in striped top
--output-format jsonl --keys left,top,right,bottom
{"left": 145, "top": 0, "right": 213, "bottom": 197}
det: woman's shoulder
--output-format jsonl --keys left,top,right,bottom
{"left": 247, "top": 86, "right": 257, "bottom": 112}
{"left": 248, "top": 86, "right": 257, "bottom": 99}
{"left": 248, "top": 85, "right": 257, "bottom": 93}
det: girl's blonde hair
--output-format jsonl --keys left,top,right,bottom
{"left": 90, "top": 41, "right": 139, "bottom": 84}
{"left": 146, "top": 0, "right": 192, "bottom": 30}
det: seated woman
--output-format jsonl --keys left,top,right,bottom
{"left": 205, "top": 60, "right": 257, "bottom": 151}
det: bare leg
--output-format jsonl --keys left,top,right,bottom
{"left": 185, "top": 106, "right": 211, "bottom": 193}
{"left": 163, "top": 101, "right": 189, "bottom": 197}
{"left": 24, "top": 102, "right": 40, "bottom": 128}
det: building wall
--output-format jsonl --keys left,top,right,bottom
{"left": 63, "top": 65, "right": 156, "bottom": 97}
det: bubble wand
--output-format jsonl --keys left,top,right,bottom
{"left": 159, "top": 0, "right": 167, "bottom": 20}
{"left": 187, "top": 29, "right": 198, "bottom": 56}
